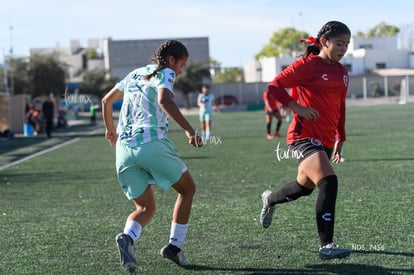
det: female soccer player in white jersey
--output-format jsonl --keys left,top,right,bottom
{"left": 102, "top": 40, "right": 202, "bottom": 274}
{"left": 197, "top": 84, "right": 215, "bottom": 140}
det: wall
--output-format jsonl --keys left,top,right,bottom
{"left": 175, "top": 75, "right": 414, "bottom": 108}
{"left": 0, "top": 93, "right": 9, "bottom": 132}
{"left": 105, "top": 37, "right": 210, "bottom": 80}
{"left": 9, "top": 94, "right": 30, "bottom": 134}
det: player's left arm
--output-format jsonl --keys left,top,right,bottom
{"left": 158, "top": 88, "right": 202, "bottom": 147}
{"left": 332, "top": 92, "right": 347, "bottom": 163}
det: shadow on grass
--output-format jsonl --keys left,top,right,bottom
{"left": 186, "top": 265, "right": 313, "bottom": 274}
{"left": 352, "top": 249, "right": 414, "bottom": 257}
{"left": 181, "top": 156, "right": 210, "bottom": 160}
{"left": 307, "top": 263, "right": 413, "bottom": 275}
{"left": 349, "top": 157, "right": 414, "bottom": 162}
{"left": 186, "top": 262, "right": 413, "bottom": 274}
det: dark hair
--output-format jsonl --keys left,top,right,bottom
{"left": 303, "top": 21, "right": 351, "bottom": 57}
{"left": 145, "top": 40, "right": 189, "bottom": 80}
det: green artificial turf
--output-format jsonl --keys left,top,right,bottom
{"left": 1, "top": 104, "right": 413, "bottom": 274}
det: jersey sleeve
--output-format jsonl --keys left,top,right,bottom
{"left": 336, "top": 99, "right": 346, "bottom": 142}
{"left": 267, "top": 58, "right": 313, "bottom": 106}
{"left": 336, "top": 71, "right": 348, "bottom": 142}
{"left": 115, "top": 72, "right": 130, "bottom": 93}
{"left": 155, "top": 68, "right": 176, "bottom": 95}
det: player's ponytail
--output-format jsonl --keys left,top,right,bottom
{"left": 300, "top": 36, "right": 321, "bottom": 57}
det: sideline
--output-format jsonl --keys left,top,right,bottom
{"left": 0, "top": 125, "right": 104, "bottom": 172}
{"left": 0, "top": 137, "right": 81, "bottom": 172}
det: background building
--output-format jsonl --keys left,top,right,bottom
{"left": 103, "top": 37, "right": 209, "bottom": 80}
{"left": 30, "top": 37, "right": 210, "bottom": 84}
{"left": 25, "top": 35, "right": 414, "bottom": 109}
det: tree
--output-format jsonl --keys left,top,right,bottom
{"left": 79, "top": 69, "right": 118, "bottom": 99}
{"left": 29, "top": 53, "right": 67, "bottom": 98}
{"left": 367, "top": 22, "right": 399, "bottom": 37}
{"left": 255, "top": 27, "right": 309, "bottom": 59}
{"left": 1, "top": 57, "right": 30, "bottom": 95}
{"left": 213, "top": 67, "right": 244, "bottom": 83}
{"left": 174, "top": 61, "right": 210, "bottom": 109}
{"left": 10, "top": 57, "right": 31, "bottom": 95}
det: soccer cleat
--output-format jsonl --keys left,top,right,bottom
{"left": 319, "top": 243, "right": 351, "bottom": 260}
{"left": 274, "top": 131, "right": 282, "bottom": 138}
{"left": 160, "top": 244, "right": 190, "bottom": 267}
{"left": 260, "top": 190, "right": 275, "bottom": 228}
{"left": 116, "top": 233, "right": 138, "bottom": 274}
{"left": 266, "top": 134, "right": 274, "bottom": 140}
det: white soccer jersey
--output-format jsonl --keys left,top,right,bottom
{"left": 115, "top": 64, "right": 176, "bottom": 147}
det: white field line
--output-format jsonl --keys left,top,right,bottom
{"left": 0, "top": 125, "right": 104, "bottom": 172}
{"left": 0, "top": 137, "right": 81, "bottom": 171}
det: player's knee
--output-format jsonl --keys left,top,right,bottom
{"left": 173, "top": 173, "right": 196, "bottom": 197}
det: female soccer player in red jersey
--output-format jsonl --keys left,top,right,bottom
{"left": 259, "top": 21, "right": 351, "bottom": 260}
{"left": 263, "top": 89, "right": 283, "bottom": 139}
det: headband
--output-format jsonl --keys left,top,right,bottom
{"left": 299, "top": 36, "right": 320, "bottom": 47}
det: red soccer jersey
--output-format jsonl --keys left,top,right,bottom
{"left": 263, "top": 90, "right": 281, "bottom": 112}
{"left": 267, "top": 54, "right": 348, "bottom": 148}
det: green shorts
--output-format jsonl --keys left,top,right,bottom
{"left": 199, "top": 109, "right": 213, "bottom": 121}
{"left": 116, "top": 138, "right": 187, "bottom": 200}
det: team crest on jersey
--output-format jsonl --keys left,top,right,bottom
{"left": 168, "top": 73, "right": 175, "bottom": 84}
{"left": 310, "top": 138, "right": 322, "bottom": 146}
{"left": 343, "top": 75, "right": 348, "bottom": 87}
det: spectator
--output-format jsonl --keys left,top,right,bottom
{"left": 42, "top": 94, "right": 55, "bottom": 138}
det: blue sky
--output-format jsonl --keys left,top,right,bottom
{"left": 1, "top": 0, "right": 413, "bottom": 67}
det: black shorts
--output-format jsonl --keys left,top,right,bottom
{"left": 288, "top": 138, "right": 333, "bottom": 165}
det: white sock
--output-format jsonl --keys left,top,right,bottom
{"left": 169, "top": 222, "right": 188, "bottom": 248}
{"left": 123, "top": 220, "right": 142, "bottom": 244}
{"left": 205, "top": 131, "right": 211, "bottom": 139}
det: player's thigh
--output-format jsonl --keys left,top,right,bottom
{"left": 116, "top": 142, "right": 156, "bottom": 200}
{"left": 142, "top": 138, "right": 188, "bottom": 191}
{"left": 288, "top": 139, "right": 335, "bottom": 187}
{"left": 297, "top": 151, "right": 335, "bottom": 186}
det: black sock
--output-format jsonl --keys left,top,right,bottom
{"left": 276, "top": 120, "right": 282, "bottom": 132}
{"left": 266, "top": 122, "right": 271, "bottom": 134}
{"left": 268, "top": 180, "right": 314, "bottom": 206}
{"left": 316, "top": 175, "right": 338, "bottom": 246}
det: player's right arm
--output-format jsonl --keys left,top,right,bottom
{"left": 158, "top": 88, "right": 203, "bottom": 147}
{"left": 197, "top": 94, "right": 204, "bottom": 108}
{"left": 102, "top": 87, "right": 123, "bottom": 146}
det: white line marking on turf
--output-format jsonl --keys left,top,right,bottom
{"left": 0, "top": 137, "right": 81, "bottom": 171}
